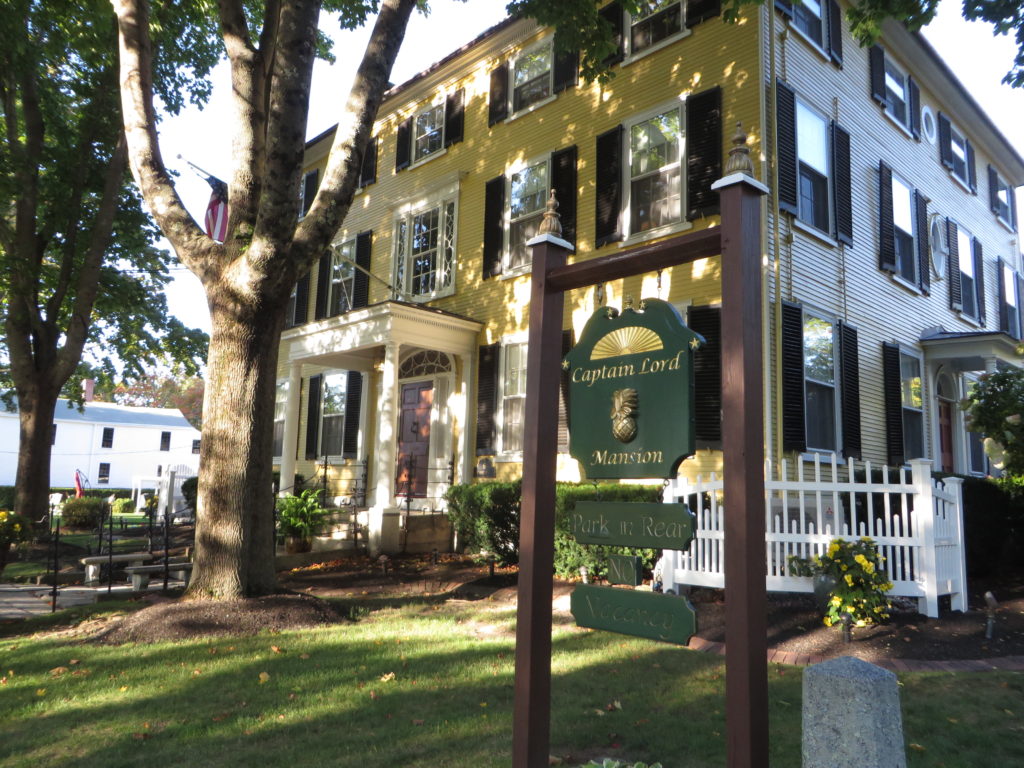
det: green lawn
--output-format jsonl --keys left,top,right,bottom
{"left": 0, "top": 599, "right": 1020, "bottom": 767}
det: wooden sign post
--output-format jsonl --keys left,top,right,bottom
{"left": 513, "top": 136, "right": 767, "bottom": 767}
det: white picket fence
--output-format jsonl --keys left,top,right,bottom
{"left": 659, "top": 457, "right": 967, "bottom": 618}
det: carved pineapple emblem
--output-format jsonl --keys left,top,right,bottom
{"left": 610, "top": 388, "right": 638, "bottom": 443}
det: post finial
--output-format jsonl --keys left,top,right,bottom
{"left": 724, "top": 121, "right": 754, "bottom": 176}
{"left": 537, "top": 189, "right": 563, "bottom": 237}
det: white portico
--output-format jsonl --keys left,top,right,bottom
{"left": 278, "top": 301, "right": 482, "bottom": 554}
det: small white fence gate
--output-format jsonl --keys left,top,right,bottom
{"left": 659, "top": 457, "right": 967, "bottom": 618}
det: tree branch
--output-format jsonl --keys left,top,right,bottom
{"left": 112, "top": 0, "right": 222, "bottom": 284}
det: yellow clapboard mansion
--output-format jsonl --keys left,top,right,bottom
{"left": 273, "top": 1, "right": 1024, "bottom": 554}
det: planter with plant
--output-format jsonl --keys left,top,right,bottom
{"left": 276, "top": 489, "right": 330, "bottom": 553}
{"left": 0, "top": 510, "right": 33, "bottom": 576}
{"left": 788, "top": 537, "right": 893, "bottom": 629}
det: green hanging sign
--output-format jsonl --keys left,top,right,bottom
{"left": 569, "top": 501, "right": 695, "bottom": 550}
{"left": 570, "top": 585, "right": 697, "bottom": 645}
{"left": 563, "top": 298, "right": 703, "bottom": 480}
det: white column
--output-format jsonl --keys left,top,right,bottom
{"left": 457, "top": 349, "right": 476, "bottom": 486}
{"left": 984, "top": 356, "right": 999, "bottom": 374}
{"left": 369, "top": 342, "right": 400, "bottom": 554}
{"left": 278, "top": 362, "right": 302, "bottom": 495}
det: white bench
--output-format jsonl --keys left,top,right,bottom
{"left": 80, "top": 553, "right": 154, "bottom": 584}
{"left": 124, "top": 562, "right": 194, "bottom": 590}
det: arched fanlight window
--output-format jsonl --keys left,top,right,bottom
{"left": 399, "top": 350, "right": 452, "bottom": 379}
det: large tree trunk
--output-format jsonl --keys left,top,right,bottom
{"left": 186, "top": 287, "right": 285, "bottom": 598}
{"left": 13, "top": 383, "right": 60, "bottom": 523}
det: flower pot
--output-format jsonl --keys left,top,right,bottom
{"left": 284, "top": 536, "right": 312, "bottom": 554}
{"left": 813, "top": 573, "right": 839, "bottom": 610}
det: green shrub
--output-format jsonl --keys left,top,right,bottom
{"left": 111, "top": 497, "right": 136, "bottom": 516}
{"left": 444, "top": 480, "right": 664, "bottom": 575}
{"left": 0, "top": 487, "right": 15, "bottom": 510}
{"left": 181, "top": 476, "right": 198, "bottom": 512}
{"left": 789, "top": 537, "right": 893, "bottom": 628}
{"left": 959, "top": 475, "right": 1024, "bottom": 577}
{"left": 60, "top": 497, "right": 107, "bottom": 529}
{"left": 276, "top": 489, "right": 330, "bottom": 538}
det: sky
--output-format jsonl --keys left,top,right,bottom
{"left": 159, "top": 0, "right": 1024, "bottom": 336}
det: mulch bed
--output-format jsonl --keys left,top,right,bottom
{"left": 62, "top": 553, "right": 1023, "bottom": 663}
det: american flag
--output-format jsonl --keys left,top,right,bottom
{"left": 204, "top": 177, "right": 229, "bottom": 242}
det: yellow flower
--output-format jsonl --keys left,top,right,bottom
{"left": 844, "top": 574, "right": 854, "bottom": 586}
{"left": 831, "top": 596, "right": 842, "bottom": 606}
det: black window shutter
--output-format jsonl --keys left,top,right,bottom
{"left": 395, "top": 117, "right": 412, "bottom": 172}
{"left": 305, "top": 374, "right": 323, "bottom": 460}
{"left": 314, "top": 252, "right": 331, "bottom": 320}
{"left": 907, "top": 78, "right": 921, "bottom": 140}
{"left": 293, "top": 273, "right": 310, "bottom": 327}
{"left": 878, "top": 161, "right": 896, "bottom": 272}
{"left": 988, "top": 165, "right": 1000, "bottom": 214}
{"left": 599, "top": 2, "right": 625, "bottom": 67}
{"left": 775, "top": 0, "right": 794, "bottom": 19}
{"left": 551, "top": 145, "right": 578, "bottom": 246}
{"left": 358, "top": 136, "right": 378, "bottom": 187}
{"left": 781, "top": 301, "right": 806, "bottom": 453}
{"left": 947, "top": 219, "right": 962, "bottom": 310}
{"left": 687, "top": 0, "right": 721, "bottom": 26}
{"left": 832, "top": 122, "right": 852, "bottom": 245}
{"left": 776, "top": 79, "right": 798, "bottom": 216}
{"left": 595, "top": 124, "right": 624, "bottom": 247}
{"left": 869, "top": 46, "right": 886, "bottom": 104}
{"left": 553, "top": 36, "right": 579, "bottom": 93}
{"left": 352, "top": 230, "right": 372, "bottom": 309}
{"left": 838, "top": 321, "right": 861, "bottom": 460}
{"left": 966, "top": 140, "right": 977, "bottom": 193}
{"left": 688, "top": 305, "right": 722, "bottom": 446}
{"left": 483, "top": 176, "right": 505, "bottom": 279}
{"left": 881, "top": 342, "right": 904, "bottom": 466}
{"left": 557, "top": 330, "right": 573, "bottom": 450}
{"left": 476, "top": 344, "right": 499, "bottom": 455}
{"left": 444, "top": 88, "right": 465, "bottom": 147}
{"left": 973, "top": 237, "right": 986, "bottom": 324}
{"left": 998, "top": 258, "right": 1010, "bottom": 333}
{"left": 1017, "top": 274, "right": 1024, "bottom": 340}
{"left": 488, "top": 64, "right": 509, "bottom": 126}
{"left": 302, "top": 169, "right": 319, "bottom": 216}
{"left": 826, "top": 0, "right": 843, "bottom": 66}
{"left": 686, "top": 86, "right": 722, "bottom": 220}
{"left": 342, "top": 371, "right": 362, "bottom": 458}
{"left": 914, "top": 189, "right": 930, "bottom": 295}
{"left": 938, "top": 113, "right": 953, "bottom": 169}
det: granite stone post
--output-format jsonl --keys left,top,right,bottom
{"left": 803, "top": 656, "right": 907, "bottom": 768}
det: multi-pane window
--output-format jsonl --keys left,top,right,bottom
{"left": 957, "top": 226, "right": 978, "bottom": 318}
{"left": 803, "top": 315, "right": 837, "bottom": 452}
{"left": 628, "top": 107, "right": 682, "bottom": 235}
{"left": 394, "top": 196, "right": 457, "bottom": 300}
{"left": 630, "top": 1, "right": 683, "bottom": 54}
{"left": 98, "top": 463, "right": 111, "bottom": 485}
{"left": 160, "top": 431, "right": 171, "bottom": 451}
{"left": 512, "top": 41, "right": 552, "bottom": 113}
{"left": 101, "top": 427, "right": 114, "bottom": 449}
{"left": 192, "top": 439, "right": 201, "bottom": 455}
{"left": 413, "top": 104, "right": 445, "bottom": 162}
{"left": 900, "top": 352, "right": 924, "bottom": 460}
{"left": 329, "top": 240, "right": 356, "bottom": 316}
{"left": 884, "top": 58, "right": 908, "bottom": 127}
{"left": 320, "top": 373, "right": 348, "bottom": 456}
{"left": 272, "top": 381, "right": 288, "bottom": 457}
{"left": 796, "top": 102, "right": 829, "bottom": 232}
{"left": 990, "top": 168, "right": 1015, "bottom": 227}
{"left": 891, "top": 174, "right": 916, "bottom": 282}
{"left": 501, "top": 342, "right": 528, "bottom": 453}
{"left": 965, "top": 377, "right": 987, "bottom": 474}
{"left": 508, "top": 159, "right": 549, "bottom": 270}
{"left": 949, "top": 125, "right": 970, "bottom": 184}
{"left": 1003, "top": 262, "right": 1021, "bottom": 339}
{"left": 792, "top": 0, "right": 823, "bottom": 47}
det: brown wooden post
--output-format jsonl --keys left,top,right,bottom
{"left": 713, "top": 130, "right": 769, "bottom": 767}
{"left": 513, "top": 197, "right": 571, "bottom": 768}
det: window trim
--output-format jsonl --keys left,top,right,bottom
{"left": 509, "top": 36, "right": 555, "bottom": 117}
{"left": 192, "top": 439, "right": 201, "bottom": 455}
{"left": 159, "top": 431, "right": 171, "bottom": 452}
{"left": 101, "top": 427, "right": 114, "bottom": 449}
{"left": 955, "top": 222, "right": 981, "bottom": 322}
{"left": 391, "top": 182, "right": 459, "bottom": 301}
{"left": 502, "top": 153, "right": 551, "bottom": 276}
{"left": 328, "top": 238, "right": 357, "bottom": 317}
{"left": 97, "top": 462, "right": 111, "bottom": 485}
{"left": 410, "top": 99, "right": 447, "bottom": 166}
{"left": 623, "top": 1, "right": 689, "bottom": 63}
{"left": 318, "top": 371, "right": 349, "bottom": 459}
{"left": 496, "top": 335, "right": 529, "bottom": 460}
{"left": 990, "top": 166, "right": 1017, "bottom": 230}
{"left": 794, "top": 98, "right": 831, "bottom": 235}
{"left": 801, "top": 309, "right": 841, "bottom": 455}
{"left": 622, "top": 98, "right": 687, "bottom": 243}
{"left": 298, "top": 169, "right": 318, "bottom": 220}
{"left": 272, "top": 379, "right": 289, "bottom": 460}
{"left": 791, "top": 0, "right": 825, "bottom": 50}
{"left": 898, "top": 347, "right": 926, "bottom": 461}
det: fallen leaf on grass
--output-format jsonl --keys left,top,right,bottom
{"left": 258, "top": 672, "right": 270, "bottom": 684}
{"left": 69, "top": 659, "right": 80, "bottom": 665}
{"left": 271, "top": 645, "right": 283, "bottom": 654}
{"left": 1005, "top": 709, "right": 1015, "bottom": 717}
{"left": 299, "top": 653, "right": 310, "bottom": 660}
{"left": 909, "top": 743, "right": 926, "bottom": 752}
{"left": 49, "top": 667, "right": 69, "bottom": 677}
{"left": 36, "top": 688, "right": 46, "bottom": 696}
{"left": 192, "top": 669, "right": 202, "bottom": 676}
{"left": 605, "top": 700, "right": 622, "bottom": 711}
{"left": 119, "top": 686, "right": 129, "bottom": 692}
{"left": 593, "top": 709, "right": 605, "bottom": 716}
{"left": 379, "top": 672, "right": 395, "bottom": 682}
{"left": 369, "top": 690, "right": 378, "bottom": 700}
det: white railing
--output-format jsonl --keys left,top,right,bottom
{"left": 659, "top": 457, "right": 966, "bottom": 618}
